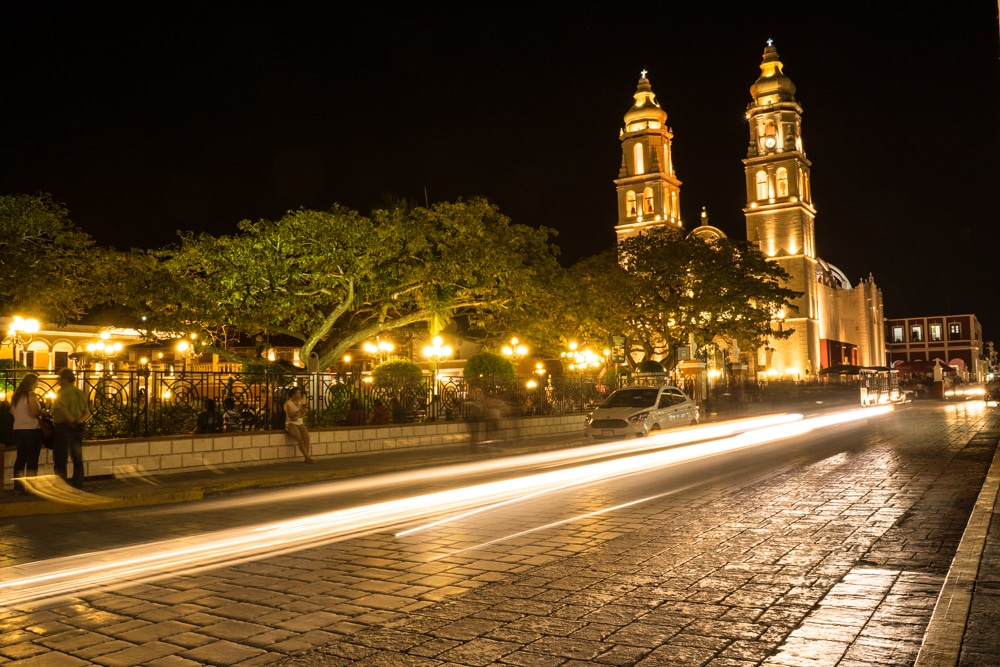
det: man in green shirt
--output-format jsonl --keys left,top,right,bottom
{"left": 52, "top": 368, "right": 91, "bottom": 488}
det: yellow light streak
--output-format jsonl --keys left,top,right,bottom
{"left": 0, "top": 407, "right": 892, "bottom": 609}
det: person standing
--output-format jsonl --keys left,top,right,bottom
{"left": 284, "top": 387, "right": 314, "bottom": 463}
{"left": 52, "top": 368, "right": 90, "bottom": 488}
{"left": 10, "top": 373, "right": 42, "bottom": 495}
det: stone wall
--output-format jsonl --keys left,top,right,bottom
{"left": 2, "top": 414, "right": 586, "bottom": 489}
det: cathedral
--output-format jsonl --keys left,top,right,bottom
{"left": 613, "top": 43, "right": 886, "bottom": 379}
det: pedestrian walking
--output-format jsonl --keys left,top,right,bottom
{"left": 9, "top": 374, "right": 42, "bottom": 495}
{"left": 284, "top": 387, "right": 314, "bottom": 463}
{"left": 51, "top": 368, "right": 91, "bottom": 489}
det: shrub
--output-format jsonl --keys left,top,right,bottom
{"left": 464, "top": 351, "right": 516, "bottom": 381}
{"left": 371, "top": 359, "right": 423, "bottom": 384}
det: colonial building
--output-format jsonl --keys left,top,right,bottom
{"left": 885, "top": 314, "right": 986, "bottom": 381}
{"left": 613, "top": 44, "right": 886, "bottom": 378}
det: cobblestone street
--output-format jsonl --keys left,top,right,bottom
{"left": 0, "top": 403, "right": 996, "bottom": 666}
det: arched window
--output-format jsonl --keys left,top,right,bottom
{"left": 776, "top": 168, "right": 789, "bottom": 197}
{"left": 626, "top": 191, "right": 637, "bottom": 217}
{"left": 633, "top": 143, "right": 644, "bottom": 175}
{"left": 755, "top": 171, "right": 768, "bottom": 200}
{"left": 643, "top": 187, "right": 655, "bottom": 214}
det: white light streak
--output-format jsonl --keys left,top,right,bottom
{"left": 0, "top": 406, "right": 891, "bottom": 609}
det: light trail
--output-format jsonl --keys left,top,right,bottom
{"left": 151, "top": 412, "right": 805, "bottom": 515}
{"left": 0, "top": 406, "right": 892, "bottom": 609}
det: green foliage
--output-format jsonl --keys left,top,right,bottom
{"left": 237, "top": 362, "right": 294, "bottom": 387}
{"left": 600, "top": 366, "right": 631, "bottom": 386}
{"left": 0, "top": 193, "right": 102, "bottom": 325}
{"left": 463, "top": 351, "right": 516, "bottom": 380}
{"left": 110, "top": 198, "right": 561, "bottom": 370}
{"left": 371, "top": 359, "right": 423, "bottom": 384}
{"left": 567, "top": 227, "right": 800, "bottom": 368}
{"left": 154, "top": 403, "right": 198, "bottom": 436}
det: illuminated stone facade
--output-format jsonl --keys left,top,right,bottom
{"left": 613, "top": 72, "right": 683, "bottom": 243}
{"left": 614, "top": 45, "right": 886, "bottom": 377}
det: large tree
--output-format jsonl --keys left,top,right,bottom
{"left": 0, "top": 194, "right": 102, "bottom": 325}
{"left": 118, "top": 198, "right": 561, "bottom": 370}
{"left": 565, "top": 226, "right": 800, "bottom": 368}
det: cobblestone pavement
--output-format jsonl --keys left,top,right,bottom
{"left": 0, "top": 402, "right": 995, "bottom": 666}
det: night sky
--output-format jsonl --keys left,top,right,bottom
{"left": 2, "top": 4, "right": 998, "bottom": 337}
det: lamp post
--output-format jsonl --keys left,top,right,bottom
{"left": 175, "top": 333, "right": 199, "bottom": 375}
{"left": 3, "top": 316, "right": 40, "bottom": 368}
{"left": 422, "top": 336, "right": 453, "bottom": 420}
{"left": 560, "top": 342, "right": 605, "bottom": 374}
{"left": 501, "top": 337, "right": 528, "bottom": 364}
{"left": 85, "top": 331, "right": 123, "bottom": 374}
{"left": 363, "top": 338, "right": 395, "bottom": 366}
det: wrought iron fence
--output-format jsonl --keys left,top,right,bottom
{"left": 0, "top": 369, "right": 606, "bottom": 440}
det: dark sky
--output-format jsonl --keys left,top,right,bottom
{"left": 2, "top": 3, "right": 998, "bottom": 336}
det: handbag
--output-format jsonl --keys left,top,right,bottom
{"left": 38, "top": 413, "right": 55, "bottom": 449}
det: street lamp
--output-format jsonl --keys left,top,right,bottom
{"left": 175, "top": 333, "right": 199, "bottom": 374}
{"left": 363, "top": 338, "right": 395, "bottom": 365}
{"left": 3, "top": 316, "right": 40, "bottom": 367}
{"left": 501, "top": 337, "right": 528, "bottom": 363}
{"left": 86, "top": 331, "right": 123, "bottom": 373}
{"left": 560, "top": 341, "right": 605, "bottom": 373}
{"left": 422, "top": 336, "right": 453, "bottom": 419}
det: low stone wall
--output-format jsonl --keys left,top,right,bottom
{"left": 2, "top": 414, "right": 586, "bottom": 489}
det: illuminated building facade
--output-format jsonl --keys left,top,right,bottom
{"left": 885, "top": 314, "right": 985, "bottom": 381}
{"left": 613, "top": 71, "right": 683, "bottom": 244}
{"left": 614, "top": 44, "right": 886, "bottom": 377}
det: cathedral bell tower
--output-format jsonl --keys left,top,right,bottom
{"left": 743, "top": 42, "right": 819, "bottom": 377}
{"left": 614, "top": 72, "right": 682, "bottom": 243}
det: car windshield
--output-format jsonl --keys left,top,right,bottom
{"left": 600, "top": 388, "right": 659, "bottom": 408}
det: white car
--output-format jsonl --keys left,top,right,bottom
{"left": 584, "top": 385, "right": 699, "bottom": 439}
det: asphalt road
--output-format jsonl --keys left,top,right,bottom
{"left": 0, "top": 401, "right": 994, "bottom": 666}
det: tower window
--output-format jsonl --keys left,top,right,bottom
{"left": 949, "top": 322, "right": 962, "bottom": 338}
{"left": 633, "top": 143, "right": 644, "bottom": 175}
{"left": 643, "top": 187, "right": 654, "bottom": 214}
{"left": 626, "top": 191, "right": 637, "bottom": 217}
{"left": 776, "top": 168, "right": 789, "bottom": 197}
{"left": 755, "top": 171, "right": 768, "bottom": 200}
{"left": 892, "top": 326, "right": 903, "bottom": 343}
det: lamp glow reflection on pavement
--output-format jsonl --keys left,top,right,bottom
{"left": 0, "top": 406, "right": 892, "bottom": 609}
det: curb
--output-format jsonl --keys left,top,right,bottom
{"left": 914, "top": 435, "right": 1000, "bottom": 666}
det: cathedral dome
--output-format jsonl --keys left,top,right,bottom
{"left": 750, "top": 43, "right": 796, "bottom": 105}
{"left": 624, "top": 73, "right": 667, "bottom": 130}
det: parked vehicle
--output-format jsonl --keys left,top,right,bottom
{"left": 584, "top": 385, "right": 698, "bottom": 439}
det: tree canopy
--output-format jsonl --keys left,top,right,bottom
{"left": 116, "top": 198, "right": 561, "bottom": 370}
{"left": 0, "top": 194, "right": 101, "bottom": 325}
{"left": 565, "top": 226, "right": 799, "bottom": 368}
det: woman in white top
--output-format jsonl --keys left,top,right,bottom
{"left": 10, "top": 373, "right": 42, "bottom": 495}
{"left": 284, "top": 387, "right": 314, "bottom": 463}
